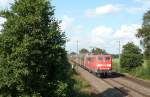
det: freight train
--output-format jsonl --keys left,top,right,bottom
{"left": 78, "top": 54, "right": 112, "bottom": 77}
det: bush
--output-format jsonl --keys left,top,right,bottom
{"left": 120, "top": 42, "right": 143, "bottom": 70}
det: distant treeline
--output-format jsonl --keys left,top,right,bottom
{"left": 111, "top": 54, "right": 119, "bottom": 58}
{"left": 69, "top": 49, "right": 119, "bottom": 59}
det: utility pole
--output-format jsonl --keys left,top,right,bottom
{"left": 119, "top": 41, "right": 120, "bottom": 62}
{"left": 77, "top": 40, "right": 79, "bottom": 55}
{"left": 118, "top": 40, "right": 121, "bottom": 72}
{"left": 76, "top": 40, "right": 79, "bottom": 70}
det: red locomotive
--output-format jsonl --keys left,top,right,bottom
{"left": 80, "top": 54, "right": 112, "bottom": 77}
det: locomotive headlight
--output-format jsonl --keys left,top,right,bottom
{"left": 107, "top": 64, "right": 111, "bottom": 66}
{"left": 97, "top": 64, "right": 102, "bottom": 67}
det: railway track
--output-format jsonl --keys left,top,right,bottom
{"left": 100, "top": 78, "right": 133, "bottom": 97}
{"left": 70, "top": 60, "right": 150, "bottom": 97}
{"left": 101, "top": 78, "right": 150, "bottom": 97}
{"left": 110, "top": 78, "right": 150, "bottom": 97}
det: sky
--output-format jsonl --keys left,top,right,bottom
{"left": 0, "top": 0, "right": 150, "bottom": 54}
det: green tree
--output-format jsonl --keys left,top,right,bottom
{"left": 137, "top": 10, "right": 150, "bottom": 59}
{"left": 70, "top": 52, "right": 77, "bottom": 55}
{"left": 79, "top": 48, "right": 89, "bottom": 54}
{"left": 120, "top": 42, "right": 143, "bottom": 69}
{"left": 111, "top": 54, "right": 119, "bottom": 59}
{"left": 0, "top": 0, "right": 71, "bottom": 96}
{"left": 91, "top": 48, "right": 107, "bottom": 55}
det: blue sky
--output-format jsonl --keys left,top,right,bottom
{"left": 0, "top": 0, "right": 150, "bottom": 54}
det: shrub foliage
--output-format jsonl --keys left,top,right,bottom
{"left": 0, "top": 0, "right": 71, "bottom": 96}
{"left": 137, "top": 10, "right": 150, "bottom": 59}
{"left": 120, "top": 42, "right": 143, "bottom": 69}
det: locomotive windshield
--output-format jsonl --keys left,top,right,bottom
{"left": 98, "top": 57, "right": 103, "bottom": 61}
{"left": 105, "top": 57, "right": 110, "bottom": 61}
{"left": 87, "top": 57, "right": 94, "bottom": 61}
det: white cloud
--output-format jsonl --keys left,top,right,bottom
{"left": 0, "top": 0, "right": 14, "bottom": 9}
{"left": 67, "top": 26, "right": 114, "bottom": 52}
{"left": 0, "top": 0, "right": 9, "bottom": 6}
{"left": 114, "top": 24, "right": 141, "bottom": 39}
{"left": 89, "top": 24, "right": 141, "bottom": 53}
{"left": 60, "top": 15, "right": 84, "bottom": 35}
{"left": 60, "top": 15, "right": 84, "bottom": 52}
{"left": 0, "top": 17, "right": 6, "bottom": 32}
{"left": 0, "top": 17, "right": 6, "bottom": 24}
{"left": 85, "top": 3, "right": 149, "bottom": 17}
{"left": 134, "top": 0, "right": 150, "bottom": 3}
{"left": 95, "top": 4, "right": 121, "bottom": 15}
{"left": 85, "top": 4, "right": 122, "bottom": 17}
{"left": 133, "top": 0, "right": 150, "bottom": 12}
{"left": 66, "top": 24, "right": 142, "bottom": 54}
{"left": 126, "top": 7, "right": 145, "bottom": 14}
{"left": 60, "top": 15, "right": 75, "bottom": 31}
{"left": 113, "top": 24, "right": 141, "bottom": 46}
{"left": 85, "top": 9, "right": 95, "bottom": 17}
{"left": 90, "top": 26, "right": 113, "bottom": 44}
{"left": 60, "top": 15, "right": 84, "bottom": 39}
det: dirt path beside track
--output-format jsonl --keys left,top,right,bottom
{"left": 75, "top": 66, "right": 129, "bottom": 97}
{"left": 75, "top": 65, "right": 150, "bottom": 97}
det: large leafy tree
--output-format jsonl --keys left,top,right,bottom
{"left": 79, "top": 48, "right": 89, "bottom": 54}
{"left": 120, "top": 42, "right": 143, "bottom": 69}
{"left": 70, "top": 52, "right": 77, "bottom": 55}
{"left": 0, "top": 0, "right": 71, "bottom": 96}
{"left": 91, "top": 48, "right": 107, "bottom": 55}
{"left": 137, "top": 10, "right": 150, "bottom": 59}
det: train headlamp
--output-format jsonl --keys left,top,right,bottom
{"left": 107, "top": 64, "right": 111, "bottom": 66}
{"left": 97, "top": 64, "right": 102, "bottom": 67}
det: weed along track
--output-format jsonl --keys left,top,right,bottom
{"left": 71, "top": 60, "right": 150, "bottom": 97}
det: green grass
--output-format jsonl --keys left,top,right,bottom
{"left": 72, "top": 70, "right": 94, "bottom": 97}
{"left": 112, "top": 58, "right": 150, "bottom": 80}
{"left": 112, "top": 58, "right": 121, "bottom": 72}
{"left": 132, "top": 60, "right": 150, "bottom": 80}
{"left": 143, "top": 60, "right": 150, "bottom": 67}
{"left": 73, "top": 73, "right": 90, "bottom": 91}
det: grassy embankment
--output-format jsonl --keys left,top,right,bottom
{"left": 112, "top": 59, "right": 150, "bottom": 80}
{"left": 72, "top": 69, "right": 97, "bottom": 97}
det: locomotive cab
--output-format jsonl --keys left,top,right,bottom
{"left": 82, "top": 54, "right": 112, "bottom": 77}
{"left": 96, "top": 55, "right": 112, "bottom": 76}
